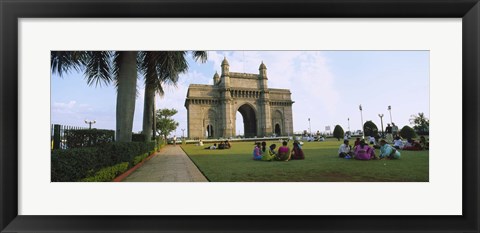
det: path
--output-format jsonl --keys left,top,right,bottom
{"left": 122, "top": 145, "right": 208, "bottom": 182}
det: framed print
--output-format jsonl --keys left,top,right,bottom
{"left": 1, "top": 0, "right": 479, "bottom": 232}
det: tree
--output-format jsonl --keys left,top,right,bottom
{"left": 155, "top": 108, "right": 179, "bottom": 141}
{"left": 51, "top": 51, "right": 137, "bottom": 142}
{"left": 410, "top": 112, "right": 429, "bottom": 136}
{"left": 140, "top": 51, "right": 207, "bottom": 142}
{"left": 333, "top": 125, "right": 345, "bottom": 141}
{"left": 363, "top": 121, "right": 379, "bottom": 137}
{"left": 400, "top": 125, "right": 417, "bottom": 139}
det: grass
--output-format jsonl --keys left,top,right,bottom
{"left": 181, "top": 138, "right": 429, "bottom": 182}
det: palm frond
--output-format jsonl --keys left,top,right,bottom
{"left": 50, "top": 51, "right": 85, "bottom": 76}
{"left": 83, "top": 51, "right": 113, "bottom": 87}
{"left": 192, "top": 51, "right": 208, "bottom": 63}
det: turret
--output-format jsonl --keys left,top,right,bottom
{"left": 259, "top": 61, "right": 268, "bottom": 90}
{"left": 221, "top": 57, "right": 230, "bottom": 88}
{"left": 213, "top": 71, "right": 220, "bottom": 85}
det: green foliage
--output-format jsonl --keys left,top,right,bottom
{"left": 155, "top": 108, "right": 179, "bottom": 139}
{"left": 363, "top": 121, "right": 379, "bottom": 137}
{"left": 51, "top": 141, "right": 156, "bottom": 182}
{"left": 64, "top": 129, "right": 114, "bottom": 148}
{"left": 410, "top": 112, "right": 429, "bottom": 135}
{"left": 400, "top": 125, "right": 417, "bottom": 139}
{"left": 82, "top": 162, "right": 129, "bottom": 182}
{"left": 133, "top": 153, "right": 150, "bottom": 166}
{"left": 333, "top": 125, "right": 345, "bottom": 141}
{"left": 132, "top": 133, "right": 146, "bottom": 142}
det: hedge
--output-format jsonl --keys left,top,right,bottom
{"left": 81, "top": 162, "right": 130, "bottom": 182}
{"left": 65, "top": 129, "right": 115, "bottom": 149}
{"left": 51, "top": 141, "right": 156, "bottom": 182}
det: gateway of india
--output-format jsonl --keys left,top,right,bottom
{"left": 184, "top": 57, "right": 294, "bottom": 139}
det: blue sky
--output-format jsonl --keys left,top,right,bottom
{"left": 51, "top": 51, "right": 429, "bottom": 136}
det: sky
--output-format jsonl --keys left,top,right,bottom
{"left": 51, "top": 51, "right": 429, "bottom": 137}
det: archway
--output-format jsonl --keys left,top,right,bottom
{"left": 206, "top": 124, "right": 214, "bottom": 138}
{"left": 275, "top": 123, "right": 281, "bottom": 136}
{"left": 237, "top": 104, "right": 257, "bottom": 138}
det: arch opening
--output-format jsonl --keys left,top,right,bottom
{"left": 237, "top": 104, "right": 257, "bottom": 138}
{"left": 275, "top": 123, "right": 281, "bottom": 136}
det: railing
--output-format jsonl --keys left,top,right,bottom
{"left": 51, "top": 124, "right": 88, "bottom": 150}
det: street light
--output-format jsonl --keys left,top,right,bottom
{"left": 378, "top": 114, "right": 384, "bottom": 138}
{"left": 347, "top": 117, "right": 350, "bottom": 133}
{"left": 308, "top": 118, "right": 311, "bottom": 137}
{"left": 359, "top": 105, "right": 364, "bottom": 139}
{"left": 84, "top": 119, "right": 96, "bottom": 129}
{"left": 388, "top": 105, "right": 393, "bottom": 124}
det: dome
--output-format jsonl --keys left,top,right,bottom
{"left": 221, "top": 57, "right": 229, "bottom": 66}
{"left": 259, "top": 61, "right": 267, "bottom": 70}
{"left": 213, "top": 71, "right": 219, "bottom": 78}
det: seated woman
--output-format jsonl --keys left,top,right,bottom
{"left": 252, "top": 142, "right": 262, "bottom": 160}
{"left": 290, "top": 142, "right": 305, "bottom": 160}
{"left": 224, "top": 140, "right": 231, "bottom": 149}
{"left": 275, "top": 141, "right": 291, "bottom": 161}
{"left": 403, "top": 138, "right": 423, "bottom": 151}
{"left": 354, "top": 140, "right": 375, "bottom": 160}
{"left": 218, "top": 141, "right": 225, "bottom": 149}
{"left": 379, "top": 139, "right": 401, "bottom": 159}
{"left": 262, "top": 144, "right": 277, "bottom": 161}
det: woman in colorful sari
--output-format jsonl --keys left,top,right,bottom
{"left": 252, "top": 142, "right": 262, "bottom": 160}
{"left": 354, "top": 140, "right": 375, "bottom": 160}
{"left": 275, "top": 141, "right": 291, "bottom": 161}
{"left": 262, "top": 144, "right": 277, "bottom": 161}
{"left": 290, "top": 142, "right": 305, "bottom": 160}
{"left": 379, "top": 139, "right": 401, "bottom": 159}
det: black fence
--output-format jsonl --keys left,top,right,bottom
{"left": 51, "top": 124, "right": 115, "bottom": 150}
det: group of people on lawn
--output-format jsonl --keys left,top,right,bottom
{"left": 253, "top": 140, "right": 305, "bottom": 161}
{"left": 203, "top": 140, "right": 231, "bottom": 150}
{"left": 339, "top": 138, "right": 401, "bottom": 160}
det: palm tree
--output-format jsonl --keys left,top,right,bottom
{"left": 139, "top": 51, "right": 207, "bottom": 142}
{"left": 51, "top": 51, "right": 138, "bottom": 142}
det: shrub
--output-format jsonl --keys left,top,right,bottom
{"left": 132, "top": 133, "right": 146, "bottom": 142}
{"left": 333, "top": 125, "right": 344, "bottom": 141}
{"left": 400, "top": 125, "right": 417, "bottom": 139}
{"left": 81, "top": 162, "right": 129, "bottom": 182}
{"left": 51, "top": 141, "right": 156, "bottom": 182}
{"left": 363, "top": 121, "right": 379, "bottom": 137}
{"left": 133, "top": 153, "right": 150, "bottom": 166}
{"left": 64, "top": 129, "right": 115, "bottom": 149}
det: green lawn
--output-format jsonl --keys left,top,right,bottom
{"left": 181, "top": 139, "right": 429, "bottom": 182}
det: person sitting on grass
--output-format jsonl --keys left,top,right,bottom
{"left": 253, "top": 142, "right": 263, "bottom": 160}
{"left": 379, "top": 139, "right": 401, "bottom": 159}
{"left": 393, "top": 136, "right": 404, "bottom": 149}
{"left": 338, "top": 139, "right": 354, "bottom": 158}
{"left": 275, "top": 141, "right": 291, "bottom": 161}
{"left": 354, "top": 139, "right": 376, "bottom": 160}
{"left": 261, "top": 141, "right": 267, "bottom": 153}
{"left": 224, "top": 140, "right": 231, "bottom": 149}
{"left": 218, "top": 141, "right": 225, "bottom": 149}
{"left": 403, "top": 138, "right": 423, "bottom": 151}
{"left": 262, "top": 144, "right": 277, "bottom": 161}
{"left": 204, "top": 143, "right": 216, "bottom": 150}
{"left": 354, "top": 137, "right": 361, "bottom": 147}
{"left": 290, "top": 141, "right": 305, "bottom": 160}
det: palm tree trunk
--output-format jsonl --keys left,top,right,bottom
{"left": 142, "top": 83, "right": 155, "bottom": 142}
{"left": 152, "top": 97, "right": 156, "bottom": 140}
{"left": 116, "top": 51, "right": 138, "bottom": 142}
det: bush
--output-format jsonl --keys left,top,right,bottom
{"left": 65, "top": 129, "right": 114, "bottom": 149}
{"left": 82, "top": 162, "right": 129, "bottom": 182}
{"left": 132, "top": 133, "right": 146, "bottom": 142}
{"left": 333, "top": 125, "right": 344, "bottom": 141}
{"left": 363, "top": 121, "right": 379, "bottom": 137}
{"left": 51, "top": 141, "right": 156, "bottom": 182}
{"left": 133, "top": 153, "right": 150, "bottom": 166}
{"left": 400, "top": 125, "right": 417, "bottom": 139}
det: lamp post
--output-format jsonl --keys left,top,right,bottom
{"left": 84, "top": 119, "right": 96, "bottom": 129}
{"left": 388, "top": 105, "right": 393, "bottom": 124}
{"left": 181, "top": 128, "right": 185, "bottom": 139}
{"left": 378, "top": 114, "right": 384, "bottom": 138}
{"left": 308, "top": 118, "right": 311, "bottom": 137}
{"left": 359, "top": 105, "right": 364, "bottom": 139}
{"left": 347, "top": 117, "right": 350, "bottom": 133}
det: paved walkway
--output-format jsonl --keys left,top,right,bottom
{"left": 122, "top": 145, "right": 208, "bottom": 182}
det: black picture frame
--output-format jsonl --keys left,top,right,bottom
{"left": 1, "top": 0, "right": 479, "bottom": 232}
